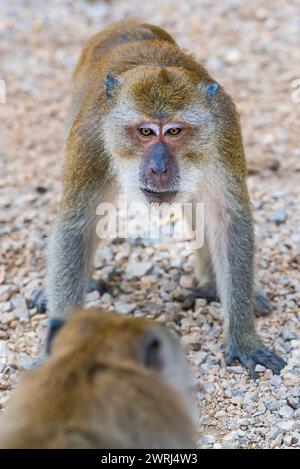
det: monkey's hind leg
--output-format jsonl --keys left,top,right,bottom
{"left": 188, "top": 242, "right": 271, "bottom": 316}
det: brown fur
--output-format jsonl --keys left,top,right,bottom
{"left": 0, "top": 309, "right": 195, "bottom": 449}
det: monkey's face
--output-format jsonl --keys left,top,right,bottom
{"left": 131, "top": 120, "right": 193, "bottom": 203}
{"left": 102, "top": 67, "right": 216, "bottom": 204}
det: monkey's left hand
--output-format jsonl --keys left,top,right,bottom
{"left": 226, "top": 334, "right": 286, "bottom": 380}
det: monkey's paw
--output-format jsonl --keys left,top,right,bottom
{"left": 226, "top": 340, "right": 286, "bottom": 380}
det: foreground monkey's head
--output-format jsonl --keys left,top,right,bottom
{"left": 0, "top": 309, "right": 195, "bottom": 448}
{"left": 49, "top": 308, "right": 190, "bottom": 397}
{"left": 101, "top": 60, "right": 232, "bottom": 204}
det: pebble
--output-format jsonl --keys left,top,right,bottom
{"left": 202, "top": 382, "right": 215, "bottom": 394}
{"left": 267, "top": 208, "right": 287, "bottom": 225}
{"left": 266, "top": 400, "right": 280, "bottom": 412}
{"left": 278, "top": 406, "right": 294, "bottom": 419}
{"left": 277, "top": 420, "right": 296, "bottom": 432}
{"left": 226, "top": 366, "right": 244, "bottom": 374}
{"left": 201, "top": 434, "right": 216, "bottom": 445}
{"left": 0, "top": 285, "right": 16, "bottom": 302}
{"left": 231, "top": 396, "right": 244, "bottom": 406}
{"left": 114, "top": 301, "right": 136, "bottom": 315}
{"left": 179, "top": 275, "right": 194, "bottom": 289}
{"left": 192, "top": 351, "right": 207, "bottom": 365}
{"left": 125, "top": 261, "right": 152, "bottom": 279}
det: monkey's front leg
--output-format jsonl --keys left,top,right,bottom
{"left": 46, "top": 203, "right": 97, "bottom": 321}
{"left": 205, "top": 187, "right": 286, "bottom": 379}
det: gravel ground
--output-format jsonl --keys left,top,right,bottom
{"left": 0, "top": 0, "right": 299, "bottom": 449}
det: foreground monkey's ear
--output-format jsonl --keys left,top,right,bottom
{"left": 201, "top": 82, "right": 220, "bottom": 97}
{"left": 104, "top": 73, "right": 121, "bottom": 99}
{"left": 46, "top": 318, "right": 65, "bottom": 354}
{"left": 140, "top": 329, "right": 178, "bottom": 373}
{"left": 206, "top": 83, "right": 220, "bottom": 96}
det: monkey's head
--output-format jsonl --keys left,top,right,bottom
{"left": 102, "top": 66, "right": 222, "bottom": 204}
{"left": 48, "top": 308, "right": 190, "bottom": 397}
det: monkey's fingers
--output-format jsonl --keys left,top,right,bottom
{"left": 226, "top": 348, "right": 259, "bottom": 380}
{"left": 226, "top": 344, "right": 286, "bottom": 380}
{"left": 182, "top": 284, "right": 219, "bottom": 310}
{"left": 251, "top": 347, "right": 286, "bottom": 375}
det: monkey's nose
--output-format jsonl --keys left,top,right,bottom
{"left": 148, "top": 142, "right": 169, "bottom": 174}
{"left": 150, "top": 165, "right": 168, "bottom": 174}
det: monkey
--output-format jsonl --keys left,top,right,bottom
{"left": 46, "top": 20, "right": 285, "bottom": 379}
{"left": 0, "top": 308, "right": 195, "bottom": 449}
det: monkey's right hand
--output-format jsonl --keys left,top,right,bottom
{"left": 225, "top": 334, "right": 286, "bottom": 380}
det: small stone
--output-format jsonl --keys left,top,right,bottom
{"left": 179, "top": 275, "right": 194, "bottom": 289}
{"left": 231, "top": 388, "right": 246, "bottom": 397}
{"left": 0, "top": 312, "right": 16, "bottom": 325}
{"left": 287, "top": 397, "right": 300, "bottom": 410}
{"left": 125, "top": 261, "right": 152, "bottom": 279}
{"left": 86, "top": 291, "right": 100, "bottom": 303}
{"left": 100, "top": 293, "right": 113, "bottom": 304}
{"left": 0, "top": 285, "right": 16, "bottom": 302}
{"left": 268, "top": 208, "right": 287, "bottom": 225}
{"left": 195, "top": 298, "right": 207, "bottom": 308}
{"left": 278, "top": 406, "right": 294, "bottom": 419}
{"left": 270, "top": 375, "right": 282, "bottom": 387}
{"left": 266, "top": 400, "right": 280, "bottom": 412}
{"left": 281, "top": 329, "right": 296, "bottom": 341}
{"left": 249, "top": 390, "right": 259, "bottom": 402}
{"left": 114, "top": 301, "right": 135, "bottom": 315}
{"left": 212, "top": 443, "right": 223, "bottom": 449}
{"left": 201, "top": 434, "right": 215, "bottom": 445}
{"left": 266, "top": 427, "right": 282, "bottom": 439}
{"left": 192, "top": 351, "right": 207, "bottom": 365}
{"left": 11, "top": 294, "right": 28, "bottom": 320}
{"left": 223, "top": 431, "right": 239, "bottom": 441}
{"left": 206, "top": 56, "right": 224, "bottom": 70}
{"left": 255, "top": 364, "right": 266, "bottom": 373}
{"left": 231, "top": 396, "right": 244, "bottom": 406}
{"left": 202, "top": 382, "right": 215, "bottom": 394}
{"left": 227, "top": 366, "right": 244, "bottom": 374}
{"left": 277, "top": 420, "right": 296, "bottom": 432}
{"left": 283, "top": 435, "right": 293, "bottom": 446}
{"left": 0, "top": 301, "right": 12, "bottom": 313}
{"left": 270, "top": 434, "right": 282, "bottom": 448}
{"left": 18, "top": 352, "right": 32, "bottom": 370}
{"left": 224, "top": 48, "right": 241, "bottom": 64}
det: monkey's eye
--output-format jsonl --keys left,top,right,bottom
{"left": 139, "top": 128, "right": 155, "bottom": 137}
{"left": 166, "top": 127, "right": 181, "bottom": 136}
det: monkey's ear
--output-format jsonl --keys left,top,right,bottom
{"left": 104, "top": 73, "right": 121, "bottom": 99}
{"left": 140, "top": 329, "right": 177, "bottom": 373}
{"left": 46, "top": 318, "right": 65, "bottom": 354}
{"left": 203, "top": 82, "right": 220, "bottom": 97}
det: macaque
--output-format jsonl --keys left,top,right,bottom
{"left": 46, "top": 20, "right": 285, "bottom": 378}
{"left": 0, "top": 308, "right": 195, "bottom": 449}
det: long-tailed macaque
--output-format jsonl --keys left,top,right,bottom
{"left": 0, "top": 309, "right": 195, "bottom": 449}
{"left": 46, "top": 21, "right": 285, "bottom": 378}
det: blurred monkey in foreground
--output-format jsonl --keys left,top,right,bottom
{"left": 0, "top": 308, "right": 195, "bottom": 449}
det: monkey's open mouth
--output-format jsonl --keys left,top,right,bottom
{"left": 141, "top": 188, "right": 178, "bottom": 203}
